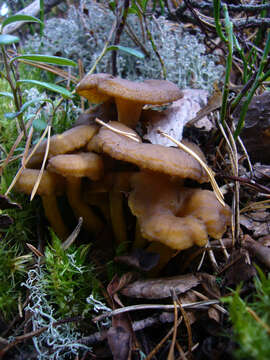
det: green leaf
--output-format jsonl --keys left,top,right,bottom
{"left": 33, "top": 118, "right": 47, "bottom": 131}
{"left": 0, "top": 92, "right": 13, "bottom": 99}
{"left": 17, "top": 80, "right": 73, "bottom": 98}
{"left": 0, "top": 34, "right": 19, "bottom": 45}
{"left": 4, "top": 112, "right": 19, "bottom": 120}
{"left": 11, "top": 54, "right": 77, "bottom": 67}
{"left": 107, "top": 45, "right": 145, "bottom": 59}
{"left": 4, "top": 97, "right": 50, "bottom": 120}
{"left": 1, "top": 15, "right": 42, "bottom": 30}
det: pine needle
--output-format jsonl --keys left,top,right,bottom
{"left": 95, "top": 118, "right": 140, "bottom": 142}
{"left": 158, "top": 130, "right": 225, "bottom": 206}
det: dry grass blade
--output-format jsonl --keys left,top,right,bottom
{"left": 30, "top": 125, "right": 51, "bottom": 201}
{"left": 173, "top": 289, "right": 193, "bottom": 355}
{"left": 167, "top": 292, "right": 179, "bottom": 360}
{"left": 62, "top": 217, "right": 83, "bottom": 250}
{"left": 4, "top": 125, "right": 50, "bottom": 196}
{"left": 206, "top": 239, "right": 219, "bottom": 272}
{"left": 95, "top": 118, "right": 140, "bottom": 142}
{"left": 22, "top": 126, "right": 33, "bottom": 167}
{"left": 145, "top": 317, "right": 183, "bottom": 360}
{"left": 0, "top": 117, "right": 34, "bottom": 174}
{"left": 192, "top": 290, "right": 227, "bottom": 315}
{"left": 240, "top": 199, "right": 270, "bottom": 213}
{"left": 16, "top": 59, "right": 78, "bottom": 83}
{"left": 158, "top": 130, "right": 225, "bottom": 206}
{"left": 26, "top": 243, "right": 44, "bottom": 257}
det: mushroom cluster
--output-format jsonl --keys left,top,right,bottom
{"left": 15, "top": 73, "right": 231, "bottom": 271}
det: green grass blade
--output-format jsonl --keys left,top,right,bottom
{"left": 17, "top": 80, "right": 73, "bottom": 98}
{"left": 11, "top": 54, "right": 77, "bottom": 67}
{"left": 1, "top": 15, "right": 43, "bottom": 30}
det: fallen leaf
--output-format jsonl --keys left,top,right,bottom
{"left": 114, "top": 248, "right": 160, "bottom": 272}
{"left": 242, "top": 234, "right": 270, "bottom": 269}
{"left": 240, "top": 210, "right": 270, "bottom": 237}
{"left": 121, "top": 274, "right": 199, "bottom": 299}
{"left": 222, "top": 249, "right": 257, "bottom": 286}
{"left": 143, "top": 89, "right": 210, "bottom": 146}
{"left": 107, "top": 326, "right": 131, "bottom": 360}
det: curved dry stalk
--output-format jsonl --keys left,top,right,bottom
{"left": 30, "top": 125, "right": 51, "bottom": 201}
{"left": 5, "top": 124, "right": 50, "bottom": 196}
{"left": 95, "top": 118, "right": 140, "bottom": 142}
{"left": 158, "top": 130, "right": 225, "bottom": 206}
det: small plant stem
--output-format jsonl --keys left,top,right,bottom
{"left": 213, "top": 0, "right": 226, "bottom": 42}
{"left": 87, "top": 18, "right": 117, "bottom": 76}
{"left": 220, "top": 4, "right": 233, "bottom": 126}
{"left": 111, "top": 0, "right": 130, "bottom": 76}
{"left": 1, "top": 45, "right": 26, "bottom": 137}
{"left": 233, "top": 35, "right": 248, "bottom": 83}
{"left": 234, "top": 29, "right": 270, "bottom": 138}
{"left": 145, "top": 15, "right": 166, "bottom": 79}
{"left": 246, "top": 307, "right": 270, "bottom": 335}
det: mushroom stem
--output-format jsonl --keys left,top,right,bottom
{"left": 109, "top": 191, "right": 127, "bottom": 246}
{"left": 115, "top": 98, "right": 143, "bottom": 128}
{"left": 66, "top": 177, "right": 103, "bottom": 235}
{"left": 41, "top": 195, "right": 69, "bottom": 241}
{"left": 84, "top": 192, "right": 110, "bottom": 224}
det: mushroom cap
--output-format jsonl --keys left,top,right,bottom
{"left": 98, "top": 78, "right": 183, "bottom": 105}
{"left": 128, "top": 172, "right": 231, "bottom": 250}
{"left": 27, "top": 124, "right": 99, "bottom": 168}
{"left": 76, "top": 73, "right": 114, "bottom": 104}
{"left": 93, "top": 122, "right": 208, "bottom": 183}
{"left": 15, "top": 169, "right": 64, "bottom": 196}
{"left": 47, "top": 152, "right": 104, "bottom": 180}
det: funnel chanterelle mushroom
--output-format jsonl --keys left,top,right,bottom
{"left": 27, "top": 124, "right": 99, "bottom": 168}
{"left": 47, "top": 152, "right": 104, "bottom": 235}
{"left": 129, "top": 172, "right": 231, "bottom": 250}
{"left": 15, "top": 169, "right": 69, "bottom": 240}
{"left": 89, "top": 121, "right": 208, "bottom": 183}
{"left": 76, "top": 74, "right": 183, "bottom": 128}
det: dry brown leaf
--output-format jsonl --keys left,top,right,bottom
{"left": 208, "top": 307, "right": 220, "bottom": 323}
{"left": 121, "top": 274, "right": 199, "bottom": 299}
{"left": 222, "top": 249, "right": 257, "bottom": 286}
{"left": 114, "top": 248, "right": 160, "bottom": 272}
{"left": 240, "top": 210, "right": 270, "bottom": 237}
{"left": 107, "top": 326, "right": 131, "bottom": 360}
{"left": 242, "top": 234, "right": 270, "bottom": 269}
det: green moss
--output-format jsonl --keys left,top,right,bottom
{"left": 224, "top": 269, "right": 270, "bottom": 360}
{"left": 43, "top": 231, "right": 99, "bottom": 318}
{"left": 0, "top": 239, "right": 31, "bottom": 319}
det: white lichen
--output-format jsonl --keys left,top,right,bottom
{"left": 21, "top": 267, "right": 90, "bottom": 360}
{"left": 25, "top": 1, "right": 224, "bottom": 91}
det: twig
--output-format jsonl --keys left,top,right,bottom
{"left": 167, "top": 291, "right": 179, "bottom": 360}
{"left": 93, "top": 300, "right": 222, "bottom": 323}
{"left": 111, "top": 0, "right": 130, "bottom": 76}
{"left": 173, "top": 1, "right": 270, "bottom": 13}
{"left": 0, "top": 316, "right": 82, "bottom": 358}
{"left": 173, "top": 289, "right": 193, "bottom": 355}
{"left": 87, "top": 18, "right": 117, "bottom": 75}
